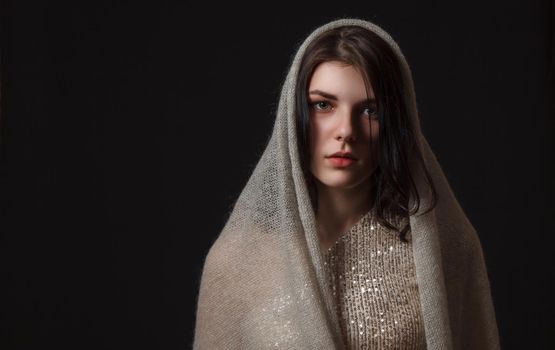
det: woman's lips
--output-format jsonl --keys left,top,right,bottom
{"left": 327, "top": 156, "right": 355, "bottom": 167}
{"left": 325, "top": 151, "right": 357, "bottom": 168}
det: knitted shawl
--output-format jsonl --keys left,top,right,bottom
{"left": 193, "top": 18, "right": 500, "bottom": 350}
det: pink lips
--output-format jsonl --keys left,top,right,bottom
{"left": 325, "top": 151, "right": 357, "bottom": 168}
{"left": 327, "top": 157, "right": 354, "bottom": 167}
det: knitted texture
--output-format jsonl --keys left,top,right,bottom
{"left": 193, "top": 18, "right": 500, "bottom": 350}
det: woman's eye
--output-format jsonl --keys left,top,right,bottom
{"left": 312, "top": 101, "right": 332, "bottom": 111}
{"left": 362, "top": 105, "right": 378, "bottom": 118}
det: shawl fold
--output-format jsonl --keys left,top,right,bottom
{"left": 193, "top": 18, "right": 500, "bottom": 350}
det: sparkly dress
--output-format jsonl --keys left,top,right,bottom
{"left": 323, "top": 206, "right": 427, "bottom": 349}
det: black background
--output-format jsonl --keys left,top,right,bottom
{"left": 1, "top": 1, "right": 554, "bottom": 349}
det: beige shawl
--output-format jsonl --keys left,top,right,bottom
{"left": 193, "top": 18, "right": 500, "bottom": 349}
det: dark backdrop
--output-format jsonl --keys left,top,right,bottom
{"left": 1, "top": 1, "right": 553, "bottom": 349}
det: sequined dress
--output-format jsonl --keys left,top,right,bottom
{"left": 323, "top": 206, "right": 427, "bottom": 349}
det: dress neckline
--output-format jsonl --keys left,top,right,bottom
{"left": 321, "top": 205, "right": 378, "bottom": 255}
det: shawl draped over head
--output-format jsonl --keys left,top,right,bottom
{"left": 193, "top": 18, "right": 500, "bottom": 350}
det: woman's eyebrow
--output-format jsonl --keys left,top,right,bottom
{"left": 309, "top": 89, "right": 338, "bottom": 100}
{"left": 309, "top": 89, "right": 376, "bottom": 104}
{"left": 360, "top": 98, "right": 377, "bottom": 104}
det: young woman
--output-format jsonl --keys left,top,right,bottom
{"left": 193, "top": 18, "right": 500, "bottom": 349}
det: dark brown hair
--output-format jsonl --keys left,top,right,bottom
{"left": 295, "top": 25, "right": 438, "bottom": 242}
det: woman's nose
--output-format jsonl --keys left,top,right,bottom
{"left": 335, "top": 108, "right": 356, "bottom": 142}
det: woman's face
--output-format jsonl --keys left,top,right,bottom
{"left": 307, "top": 61, "right": 379, "bottom": 190}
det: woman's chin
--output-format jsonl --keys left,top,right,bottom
{"left": 316, "top": 175, "right": 370, "bottom": 190}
